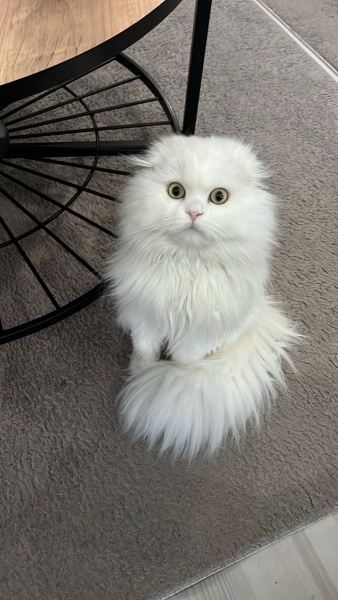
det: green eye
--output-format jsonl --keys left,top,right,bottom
{"left": 209, "top": 188, "right": 229, "bottom": 205}
{"left": 168, "top": 182, "right": 185, "bottom": 199}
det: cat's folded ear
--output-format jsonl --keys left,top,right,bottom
{"left": 242, "top": 144, "right": 272, "bottom": 184}
{"left": 127, "top": 143, "right": 162, "bottom": 169}
{"left": 221, "top": 138, "right": 271, "bottom": 184}
{"left": 128, "top": 135, "right": 181, "bottom": 169}
{"left": 128, "top": 151, "right": 155, "bottom": 169}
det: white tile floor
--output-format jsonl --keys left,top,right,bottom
{"left": 173, "top": 513, "right": 338, "bottom": 600}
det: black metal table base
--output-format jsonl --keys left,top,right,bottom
{"left": 0, "top": 0, "right": 212, "bottom": 344}
{"left": 0, "top": 54, "right": 180, "bottom": 344}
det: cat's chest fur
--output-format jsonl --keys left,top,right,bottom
{"left": 120, "top": 249, "right": 260, "bottom": 337}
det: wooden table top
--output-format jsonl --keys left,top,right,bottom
{"left": 0, "top": 0, "right": 164, "bottom": 86}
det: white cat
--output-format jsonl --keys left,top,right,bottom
{"left": 106, "top": 134, "right": 298, "bottom": 459}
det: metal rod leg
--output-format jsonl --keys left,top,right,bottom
{"left": 182, "top": 0, "right": 213, "bottom": 135}
{"left": 7, "top": 140, "right": 148, "bottom": 158}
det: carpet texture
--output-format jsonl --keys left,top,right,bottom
{"left": 1, "top": 0, "right": 338, "bottom": 599}
{"left": 263, "top": 0, "right": 338, "bottom": 68}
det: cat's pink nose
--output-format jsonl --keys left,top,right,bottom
{"left": 187, "top": 210, "right": 203, "bottom": 223}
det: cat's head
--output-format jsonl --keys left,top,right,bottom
{"left": 120, "top": 135, "right": 276, "bottom": 258}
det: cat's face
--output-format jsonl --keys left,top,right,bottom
{"left": 120, "top": 135, "right": 276, "bottom": 254}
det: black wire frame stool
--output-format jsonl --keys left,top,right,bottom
{"left": 0, "top": 0, "right": 212, "bottom": 344}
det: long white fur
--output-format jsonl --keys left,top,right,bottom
{"left": 106, "top": 134, "right": 298, "bottom": 459}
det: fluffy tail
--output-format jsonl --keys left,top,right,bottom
{"left": 119, "top": 302, "right": 299, "bottom": 459}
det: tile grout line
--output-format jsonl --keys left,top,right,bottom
{"left": 238, "top": 564, "right": 258, "bottom": 600}
{"left": 251, "top": 0, "right": 338, "bottom": 84}
{"left": 294, "top": 530, "right": 338, "bottom": 600}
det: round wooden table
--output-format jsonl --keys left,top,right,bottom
{"left": 0, "top": 0, "right": 212, "bottom": 344}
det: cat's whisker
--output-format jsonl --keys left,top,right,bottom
{"left": 121, "top": 225, "right": 162, "bottom": 238}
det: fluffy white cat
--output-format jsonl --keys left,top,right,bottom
{"left": 106, "top": 134, "right": 298, "bottom": 459}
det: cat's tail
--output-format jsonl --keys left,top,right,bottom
{"left": 119, "top": 302, "right": 300, "bottom": 459}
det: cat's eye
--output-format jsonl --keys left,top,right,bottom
{"left": 168, "top": 182, "right": 186, "bottom": 199}
{"left": 209, "top": 188, "right": 229, "bottom": 205}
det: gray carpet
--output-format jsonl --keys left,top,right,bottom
{"left": 1, "top": 0, "right": 338, "bottom": 599}
{"left": 264, "top": 0, "right": 338, "bottom": 68}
